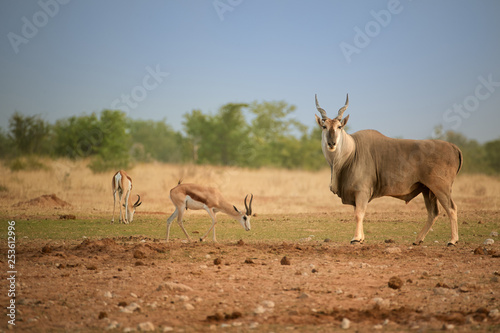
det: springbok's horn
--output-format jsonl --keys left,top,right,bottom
{"left": 315, "top": 94, "right": 328, "bottom": 120}
{"left": 134, "top": 194, "right": 142, "bottom": 207}
{"left": 336, "top": 93, "right": 349, "bottom": 120}
{"left": 244, "top": 194, "right": 253, "bottom": 216}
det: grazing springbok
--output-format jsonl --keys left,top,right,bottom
{"left": 315, "top": 94, "right": 463, "bottom": 246}
{"left": 166, "top": 181, "right": 253, "bottom": 242}
{"left": 111, "top": 170, "right": 142, "bottom": 224}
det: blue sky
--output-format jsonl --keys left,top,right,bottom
{"left": 1, "top": 0, "right": 499, "bottom": 143}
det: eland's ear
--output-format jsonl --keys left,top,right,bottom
{"left": 315, "top": 114, "right": 324, "bottom": 128}
{"left": 341, "top": 114, "right": 350, "bottom": 127}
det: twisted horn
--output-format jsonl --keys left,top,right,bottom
{"left": 315, "top": 94, "right": 328, "bottom": 120}
{"left": 244, "top": 194, "right": 253, "bottom": 216}
{"left": 133, "top": 194, "right": 142, "bottom": 207}
{"left": 336, "top": 93, "right": 349, "bottom": 120}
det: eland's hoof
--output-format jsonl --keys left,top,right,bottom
{"left": 447, "top": 241, "right": 457, "bottom": 247}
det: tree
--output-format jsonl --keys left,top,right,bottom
{"left": 484, "top": 139, "right": 500, "bottom": 174}
{"left": 183, "top": 109, "right": 214, "bottom": 164}
{"left": 183, "top": 104, "right": 250, "bottom": 166}
{"left": 88, "top": 110, "right": 131, "bottom": 172}
{"left": 212, "top": 103, "right": 250, "bottom": 166}
{"left": 248, "top": 101, "right": 306, "bottom": 168}
{"left": 53, "top": 113, "right": 101, "bottom": 159}
{"left": 128, "top": 119, "right": 186, "bottom": 163}
{"left": 8, "top": 112, "right": 50, "bottom": 155}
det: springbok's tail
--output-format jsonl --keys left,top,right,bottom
{"left": 113, "top": 172, "right": 122, "bottom": 193}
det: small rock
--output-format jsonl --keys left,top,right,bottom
{"left": 137, "top": 321, "right": 155, "bottom": 332}
{"left": 106, "top": 321, "right": 119, "bottom": 330}
{"left": 244, "top": 258, "right": 254, "bottom": 264}
{"left": 121, "top": 302, "right": 141, "bottom": 313}
{"left": 135, "top": 261, "right": 145, "bottom": 266}
{"left": 443, "top": 324, "right": 455, "bottom": 330}
{"left": 484, "top": 238, "right": 495, "bottom": 245}
{"left": 237, "top": 239, "right": 245, "bottom": 246}
{"left": 489, "top": 309, "right": 499, "bottom": 319}
{"left": 157, "top": 282, "right": 193, "bottom": 292}
{"left": 298, "top": 293, "right": 309, "bottom": 299}
{"left": 280, "top": 256, "right": 291, "bottom": 265}
{"left": 473, "top": 247, "right": 485, "bottom": 255}
{"left": 104, "top": 291, "right": 113, "bottom": 298}
{"left": 98, "top": 311, "right": 108, "bottom": 319}
{"left": 134, "top": 249, "right": 146, "bottom": 259}
{"left": 214, "top": 258, "right": 222, "bottom": 265}
{"left": 324, "top": 238, "right": 332, "bottom": 243}
{"left": 491, "top": 231, "right": 499, "bottom": 237}
{"left": 249, "top": 322, "right": 259, "bottom": 329}
{"left": 388, "top": 276, "right": 403, "bottom": 290}
{"left": 341, "top": 318, "right": 351, "bottom": 329}
{"left": 385, "top": 247, "right": 401, "bottom": 254}
{"left": 183, "top": 303, "right": 195, "bottom": 310}
{"left": 434, "top": 288, "right": 459, "bottom": 296}
{"left": 41, "top": 245, "right": 52, "bottom": 254}
{"left": 261, "top": 300, "right": 275, "bottom": 308}
{"left": 253, "top": 305, "right": 266, "bottom": 314}
{"left": 384, "top": 239, "right": 395, "bottom": 243}
{"left": 162, "top": 327, "right": 174, "bottom": 332}
{"left": 86, "top": 264, "right": 97, "bottom": 270}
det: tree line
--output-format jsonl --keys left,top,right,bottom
{"left": 1, "top": 101, "right": 499, "bottom": 174}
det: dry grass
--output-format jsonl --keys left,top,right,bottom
{"left": 1, "top": 158, "right": 500, "bottom": 218}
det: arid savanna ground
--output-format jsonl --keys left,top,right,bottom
{"left": 1, "top": 160, "right": 499, "bottom": 332}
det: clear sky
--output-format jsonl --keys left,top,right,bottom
{"left": 1, "top": 0, "right": 499, "bottom": 143}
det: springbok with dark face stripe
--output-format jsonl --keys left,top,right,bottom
{"left": 315, "top": 94, "right": 463, "bottom": 246}
{"left": 166, "top": 181, "right": 253, "bottom": 242}
{"left": 111, "top": 170, "right": 142, "bottom": 224}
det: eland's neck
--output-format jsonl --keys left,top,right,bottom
{"left": 325, "top": 130, "right": 355, "bottom": 194}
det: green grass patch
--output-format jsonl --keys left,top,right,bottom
{"left": 2, "top": 212, "right": 497, "bottom": 246}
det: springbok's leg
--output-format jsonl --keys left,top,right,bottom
{"left": 118, "top": 191, "right": 124, "bottom": 224}
{"left": 166, "top": 208, "right": 179, "bottom": 241}
{"left": 352, "top": 192, "right": 368, "bottom": 244}
{"left": 414, "top": 188, "right": 439, "bottom": 245}
{"left": 175, "top": 206, "right": 192, "bottom": 241}
{"left": 124, "top": 190, "right": 131, "bottom": 224}
{"left": 200, "top": 208, "right": 217, "bottom": 242}
{"left": 111, "top": 190, "right": 117, "bottom": 223}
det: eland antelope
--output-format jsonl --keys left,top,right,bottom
{"left": 315, "top": 94, "right": 463, "bottom": 246}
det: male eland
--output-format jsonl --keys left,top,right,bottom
{"left": 315, "top": 94, "right": 463, "bottom": 246}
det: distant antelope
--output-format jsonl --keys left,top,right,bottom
{"left": 111, "top": 170, "right": 142, "bottom": 224}
{"left": 166, "top": 181, "right": 253, "bottom": 242}
{"left": 315, "top": 94, "right": 463, "bottom": 246}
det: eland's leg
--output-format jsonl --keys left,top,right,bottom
{"left": 414, "top": 188, "right": 439, "bottom": 245}
{"left": 433, "top": 189, "right": 459, "bottom": 246}
{"left": 352, "top": 192, "right": 369, "bottom": 244}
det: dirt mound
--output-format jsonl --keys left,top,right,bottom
{"left": 74, "top": 238, "right": 121, "bottom": 253}
{"left": 14, "top": 193, "right": 71, "bottom": 208}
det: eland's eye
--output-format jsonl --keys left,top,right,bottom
{"left": 322, "top": 126, "right": 327, "bottom": 129}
